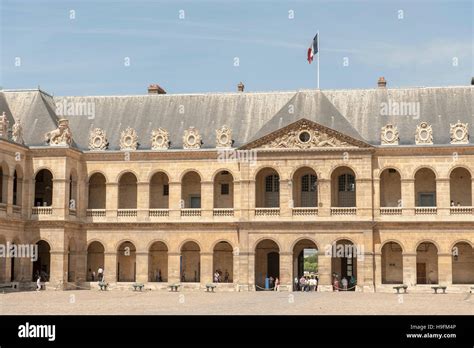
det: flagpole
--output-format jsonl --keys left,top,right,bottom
{"left": 317, "top": 30, "right": 320, "bottom": 89}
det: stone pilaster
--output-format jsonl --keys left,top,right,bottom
{"left": 137, "top": 182, "right": 150, "bottom": 220}
{"left": 135, "top": 251, "right": 148, "bottom": 283}
{"left": 167, "top": 252, "right": 181, "bottom": 283}
{"left": 402, "top": 253, "right": 417, "bottom": 286}
{"left": 438, "top": 253, "right": 452, "bottom": 286}
{"left": 104, "top": 251, "right": 117, "bottom": 282}
{"left": 201, "top": 181, "right": 213, "bottom": 218}
{"left": 317, "top": 178, "right": 330, "bottom": 217}
{"left": 200, "top": 252, "right": 213, "bottom": 283}
{"left": 401, "top": 179, "right": 415, "bottom": 216}
{"left": 105, "top": 182, "right": 118, "bottom": 219}
{"left": 168, "top": 182, "right": 181, "bottom": 219}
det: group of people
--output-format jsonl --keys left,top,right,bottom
{"left": 332, "top": 274, "right": 356, "bottom": 291}
{"left": 295, "top": 275, "right": 318, "bottom": 291}
{"left": 88, "top": 267, "right": 104, "bottom": 282}
{"left": 213, "top": 269, "right": 230, "bottom": 283}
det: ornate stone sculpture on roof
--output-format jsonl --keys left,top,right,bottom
{"left": 0, "top": 112, "right": 9, "bottom": 140}
{"left": 415, "top": 122, "right": 433, "bottom": 145}
{"left": 183, "top": 127, "right": 202, "bottom": 149}
{"left": 11, "top": 117, "right": 24, "bottom": 144}
{"left": 88, "top": 128, "right": 108, "bottom": 150}
{"left": 45, "top": 118, "right": 73, "bottom": 146}
{"left": 151, "top": 128, "right": 170, "bottom": 150}
{"left": 450, "top": 121, "right": 469, "bottom": 145}
{"left": 380, "top": 124, "right": 399, "bottom": 145}
{"left": 120, "top": 127, "right": 138, "bottom": 151}
{"left": 216, "top": 126, "right": 232, "bottom": 148}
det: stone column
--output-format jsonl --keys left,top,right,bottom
{"left": 232, "top": 246, "right": 240, "bottom": 285}
{"left": 401, "top": 179, "right": 415, "bottom": 216}
{"left": 52, "top": 178, "right": 68, "bottom": 219}
{"left": 436, "top": 178, "right": 450, "bottom": 216}
{"left": 374, "top": 251, "right": 382, "bottom": 288}
{"left": 437, "top": 252, "right": 452, "bottom": 286}
{"left": 279, "top": 251, "right": 292, "bottom": 290}
{"left": 247, "top": 252, "right": 255, "bottom": 291}
{"left": 168, "top": 182, "right": 181, "bottom": 219}
{"left": 167, "top": 252, "right": 181, "bottom": 283}
{"left": 317, "top": 178, "right": 331, "bottom": 217}
{"left": 137, "top": 182, "right": 150, "bottom": 220}
{"left": 75, "top": 250, "right": 87, "bottom": 283}
{"left": 49, "top": 250, "right": 67, "bottom": 288}
{"left": 233, "top": 180, "right": 241, "bottom": 219}
{"left": 6, "top": 175, "right": 13, "bottom": 215}
{"left": 201, "top": 181, "right": 213, "bottom": 218}
{"left": 402, "top": 253, "right": 417, "bottom": 286}
{"left": 4, "top": 239, "right": 12, "bottom": 282}
{"left": 317, "top": 252, "right": 332, "bottom": 290}
{"left": 200, "top": 252, "right": 213, "bottom": 284}
{"left": 105, "top": 182, "right": 118, "bottom": 220}
{"left": 279, "top": 179, "right": 292, "bottom": 217}
{"left": 135, "top": 251, "right": 149, "bottom": 283}
{"left": 356, "top": 179, "right": 372, "bottom": 217}
{"left": 104, "top": 251, "right": 117, "bottom": 283}
{"left": 356, "top": 252, "right": 374, "bottom": 291}
{"left": 245, "top": 180, "right": 256, "bottom": 220}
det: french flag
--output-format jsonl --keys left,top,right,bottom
{"left": 307, "top": 33, "right": 318, "bottom": 64}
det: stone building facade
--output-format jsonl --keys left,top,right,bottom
{"left": 0, "top": 80, "right": 473, "bottom": 292}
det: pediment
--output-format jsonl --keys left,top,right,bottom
{"left": 240, "top": 119, "right": 371, "bottom": 150}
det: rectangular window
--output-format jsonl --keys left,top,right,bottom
{"left": 419, "top": 193, "right": 435, "bottom": 206}
{"left": 221, "top": 183, "right": 229, "bottom": 195}
{"left": 190, "top": 196, "right": 201, "bottom": 208}
{"left": 163, "top": 184, "right": 169, "bottom": 196}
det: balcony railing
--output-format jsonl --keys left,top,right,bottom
{"left": 149, "top": 209, "right": 170, "bottom": 217}
{"left": 330, "top": 207, "right": 357, "bottom": 216}
{"left": 380, "top": 207, "right": 402, "bottom": 215}
{"left": 117, "top": 209, "right": 138, "bottom": 217}
{"left": 255, "top": 208, "right": 280, "bottom": 216}
{"left": 415, "top": 207, "right": 437, "bottom": 215}
{"left": 32, "top": 206, "right": 53, "bottom": 215}
{"left": 450, "top": 206, "right": 473, "bottom": 215}
{"left": 181, "top": 208, "right": 201, "bottom": 217}
{"left": 213, "top": 208, "right": 234, "bottom": 217}
{"left": 292, "top": 207, "right": 318, "bottom": 216}
{"left": 86, "top": 209, "right": 106, "bottom": 217}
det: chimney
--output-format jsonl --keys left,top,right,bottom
{"left": 378, "top": 77, "right": 387, "bottom": 88}
{"left": 147, "top": 84, "right": 166, "bottom": 94}
{"left": 237, "top": 82, "right": 244, "bottom": 92}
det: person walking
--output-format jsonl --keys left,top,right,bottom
{"left": 36, "top": 275, "right": 41, "bottom": 291}
{"left": 341, "top": 277, "right": 348, "bottom": 291}
{"left": 97, "top": 267, "right": 104, "bottom": 282}
{"left": 274, "top": 277, "right": 280, "bottom": 291}
{"left": 299, "top": 276, "right": 306, "bottom": 292}
{"left": 294, "top": 277, "right": 299, "bottom": 291}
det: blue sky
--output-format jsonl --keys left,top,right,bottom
{"left": 1, "top": 0, "right": 472, "bottom": 95}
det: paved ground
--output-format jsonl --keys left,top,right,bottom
{"left": 1, "top": 290, "right": 473, "bottom": 315}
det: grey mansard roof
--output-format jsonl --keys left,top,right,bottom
{"left": 0, "top": 86, "right": 472, "bottom": 150}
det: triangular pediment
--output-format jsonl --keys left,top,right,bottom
{"left": 240, "top": 119, "right": 372, "bottom": 150}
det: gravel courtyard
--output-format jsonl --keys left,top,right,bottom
{"left": 1, "top": 290, "right": 473, "bottom": 315}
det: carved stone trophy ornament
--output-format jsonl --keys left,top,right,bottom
{"left": 415, "top": 122, "right": 433, "bottom": 145}
{"left": 12, "top": 117, "right": 24, "bottom": 144}
{"left": 216, "top": 126, "right": 232, "bottom": 148}
{"left": 151, "top": 128, "right": 170, "bottom": 150}
{"left": 450, "top": 121, "right": 469, "bottom": 144}
{"left": 0, "top": 112, "right": 9, "bottom": 140}
{"left": 120, "top": 127, "right": 138, "bottom": 150}
{"left": 183, "top": 127, "right": 202, "bottom": 149}
{"left": 45, "top": 118, "right": 73, "bottom": 146}
{"left": 88, "top": 128, "right": 108, "bottom": 150}
{"left": 380, "top": 124, "right": 399, "bottom": 145}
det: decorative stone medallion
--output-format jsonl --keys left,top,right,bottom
{"left": 45, "top": 118, "right": 73, "bottom": 146}
{"left": 120, "top": 127, "right": 138, "bottom": 150}
{"left": 450, "top": 120, "right": 469, "bottom": 144}
{"left": 415, "top": 122, "right": 433, "bottom": 145}
{"left": 183, "top": 127, "right": 202, "bottom": 149}
{"left": 216, "top": 125, "right": 232, "bottom": 148}
{"left": 151, "top": 128, "right": 170, "bottom": 150}
{"left": 88, "top": 128, "right": 108, "bottom": 150}
{"left": 381, "top": 124, "right": 399, "bottom": 145}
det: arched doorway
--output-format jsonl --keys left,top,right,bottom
{"left": 255, "top": 239, "right": 279, "bottom": 290}
{"left": 293, "top": 239, "right": 318, "bottom": 290}
{"left": 331, "top": 239, "right": 358, "bottom": 290}
{"left": 381, "top": 242, "right": 403, "bottom": 284}
{"left": 416, "top": 242, "right": 438, "bottom": 284}
{"left": 255, "top": 168, "right": 280, "bottom": 208}
{"left": 380, "top": 169, "right": 402, "bottom": 207}
{"left": 450, "top": 168, "right": 472, "bottom": 206}
{"left": 292, "top": 167, "right": 318, "bottom": 207}
{"left": 149, "top": 172, "right": 170, "bottom": 209}
{"left": 414, "top": 168, "right": 436, "bottom": 207}
{"left": 117, "top": 241, "right": 136, "bottom": 282}
{"left": 88, "top": 173, "right": 106, "bottom": 209}
{"left": 34, "top": 169, "right": 53, "bottom": 207}
{"left": 149, "top": 241, "right": 168, "bottom": 282}
{"left": 331, "top": 167, "right": 356, "bottom": 207}
{"left": 87, "top": 241, "right": 105, "bottom": 281}
{"left": 181, "top": 172, "right": 201, "bottom": 208}
{"left": 118, "top": 173, "right": 137, "bottom": 209}
{"left": 213, "top": 171, "right": 234, "bottom": 209}
{"left": 32, "top": 240, "right": 51, "bottom": 281}
{"left": 213, "top": 241, "right": 233, "bottom": 283}
{"left": 452, "top": 242, "right": 474, "bottom": 284}
{"left": 180, "top": 241, "right": 200, "bottom": 282}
